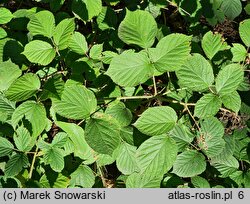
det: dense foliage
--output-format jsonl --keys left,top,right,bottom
{"left": 0, "top": 0, "right": 250, "bottom": 188}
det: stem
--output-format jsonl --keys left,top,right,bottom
{"left": 97, "top": 165, "right": 107, "bottom": 188}
{"left": 185, "top": 104, "right": 201, "bottom": 131}
{"left": 166, "top": 0, "right": 191, "bottom": 16}
{"left": 28, "top": 145, "right": 39, "bottom": 179}
{"left": 101, "top": 95, "right": 154, "bottom": 101}
{"left": 152, "top": 75, "right": 157, "bottom": 96}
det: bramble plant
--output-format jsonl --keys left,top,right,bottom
{"left": 0, "top": 0, "right": 249, "bottom": 188}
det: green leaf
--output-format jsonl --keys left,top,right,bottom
{"left": 53, "top": 84, "right": 97, "bottom": 120}
{"left": 96, "top": 6, "right": 117, "bottom": 30}
{"left": 149, "top": 34, "right": 191, "bottom": 72}
{"left": 0, "top": 27, "right": 7, "bottom": 39}
{"left": 221, "top": 91, "right": 241, "bottom": 113}
{"left": 215, "top": 64, "right": 244, "bottom": 96}
{"left": 176, "top": 54, "right": 214, "bottom": 92}
{"left": 126, "top": 173, "right": 162, "bottom": 188}
{"left": 0, "top": 8, "right": 13, "bottom": 24}
{"left": 136, "top": 135, "right": 177, "bottom": 177}
{"left": 101, "top": 51, "right": 118, "bottom": 64}
{"left": 56, "top": 122, "right": 94, "bottom": 161}
{"left": 239, "top": 19, "right": 250, "bottom": 47}
{"left": 89, "top": 44, "right": 103, "bottom": 60}
{"left": 43, "top": 147, "right": 65, "bottom": 172}
{"left": 134, "top": 106, "right": 177, "bottom": 136}
{"left": 72, "top": 0, "right": 102, "bottom": 21}
{"left": 50, "top": 0, "right": 65, "bottom": 12}
{"left": 0, "top": 94, "right": 15, "bottom": 121}
{"left": 194, "top": 94, "right": 222, "bottom": 118}
{"left": 221, "top": 0, "right": 242, "bottom": 20}
{"left": 211, "top": 155, "right": 239, "bottom": 177}
{"left": 39, "top": 75, "right": 64, "bottom": 100}
{"left": 69, "top": 32, "right": 88, "bottom": 55}
{"left": 169, "top": 124, "right": 195, "bottom": 152}
{"left": 116, "top": 142, "right": 139, "bottom": 175}
{"left": 105, "top": 102, "right": 132, "bottom": 127}
{"left": 0, "top": 61, "right": 21, "bottom": 91}
{"left": 118, "top": 9, "right": 157, "bottom": 48}
{"left": 191, "top": 176, "right": 210, "bottom": 188}
{"left": 40, "top": 172, "right": 69, "bottom": 188}
{"left": 106, "top": 51, "right": 154, "bottom": 87}
{"left": 22, "top": 40, "right": 56, "bottom": 66}
{"left": 12, "top": 101, "right": 47, "bottom": 137}
{"left": 27, "top": 10, "right": 55, "bottom": 38}
{"left": 53, "top": 18, "right": 75, "bottom": 50}
{"left": 96, "top": 154, "right": 115, "bottom": 166}
{"left": 198, "top": 117, "right": 225, "bottom": 157}
{"left": 5, "top": 73, "right": 40, "bottom": 102}
{"left": 172, "top": 150, "right": 206, "bottom": 177}
{"left": 69, "top": 165, "right": 95, "bottom": 188}
{"left": 5, "top": 153, "right": 29, "bottom": 177}
{"left": 215, "top": 135, "right": 235, "bottom": 160}
{"left": 51, "top": 132, "right": 68, "bottom": 148}
{"left": 85, "top": 113, "right": 121, "bottom": 155}
{"left": 245, "top": 4, "right": 250, "bottom": 15}
{"left": 231, "top": 43, "right": 247, "bottom": 62}
{"left": 201, "top": 31, "right": 229, "bottom": 60}
{"left": 0, "top": 137, "right": 14, "bottom": 157}
{"left": 14, "top": 126, "right": 35, "bottom": 152}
